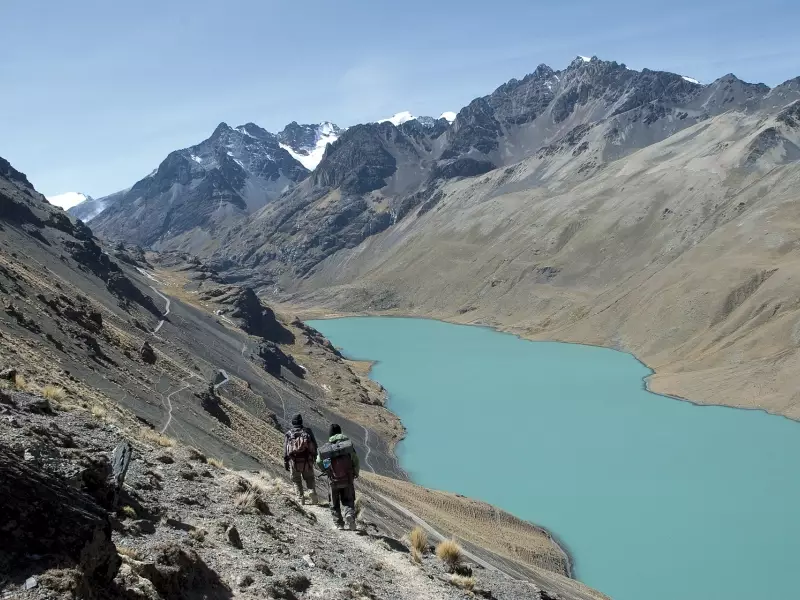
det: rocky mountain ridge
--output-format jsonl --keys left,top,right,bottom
{"left": 82, "top": 57, "right": 800, "bottom": 283}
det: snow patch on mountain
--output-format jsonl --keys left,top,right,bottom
{"left": 578, "top": 55, "right": 591, "bottom": 63}
{"left": 682, "top": 75, "right": 700, "bottom": 84}
{"left": 379, "top": 111, "right": 417, "bottom": 126}
{"left": 47, "top": 192, "right": 91, "bottom": 210}
{"left": 440, "top": 111, "right": 457, "bottom": 123}
{"left": 278, "top": 121, "right": 341, "bottom": 171}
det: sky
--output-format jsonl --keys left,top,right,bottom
{"left": 1, "top": 0, "right": 799, "bottom": 200}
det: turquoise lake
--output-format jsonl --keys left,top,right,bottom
{"left": 308, "top": 316, "right": 800, "bottom": 600}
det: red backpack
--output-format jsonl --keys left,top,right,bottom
{"left": 287, "top": 429, "right": 314, "bottom": 464}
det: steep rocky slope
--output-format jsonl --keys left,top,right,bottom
{"left": 2, "top": 390, "right": 605, "bottom": 600}
{"left": 1, "top": 156, "right": 603, "bottom": 598}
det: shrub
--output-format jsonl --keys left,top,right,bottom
{"left": 42, "top": 385, "right": 66, "bottom": 401}
{"left": 449, "top": 574, "right": 476, "bottom": 591}
{"left": 14, "top": 374, "right": 27, "bottom": 391}
{"left": 409, "top": 527, "right": 428, "bottom": 554}
{"left": 410, "top": 547, "right": 422, "bottom": 565}
{"left": 117, "top": 546, "right": 141, "bottom": 560}
{"left": 436, "top": 539, "right": 462, "bottom": 572}
{"left": 235, "top": 489, "right": 270, "bottom": 515}
{"left": 207, "top": 457, "right": 224, "bottom": 468}
{"left": 139, "top": 427, "right": 175, "bottom": 447}
{"left": 91, "top": 404, "right": 107, "bottom": 418}
{"left": 121, "top": 505, "right": 138, "bottom": 519}
{"left": 189, "top": 528, "right": 207, "bottom": 542}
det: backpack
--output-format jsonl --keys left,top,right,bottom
{"left": 319, "top": 439, "right": 355, "bottom": 484}
{"left": 287, "top": 428, "right": 314, "bottom": 463}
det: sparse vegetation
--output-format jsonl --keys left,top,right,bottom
{"left": 139, "top": 427, "right": 175, "bottom": 447}
{"left": 117, "top": 546, "right": 141, "bottom": 560}
{"left": 410, "top": 547, "right": 422, "bottom": 565}
{"left": 91, "top": 403, "right": 107, "bottom": 418}
{"left": 436, "top": 538, "right": 463, "bottom": 572}
{"left": 42, "top": 385, "right": 66, "bottom": 401}
{"left": 207, "top": 457, "right": 224, "bottom": 468}
{"left": 14, "top": 374, "right": 27, "bottom": 391}
{"left": 409, "top": 526, "right": 428, "bottom": 554}
{"left": 449, "top": 574, "right": 476, "bottom": 591}
{"left": 235, "top": 489, "right": 270, "bottom": 515}
{"left": 189, "top": 528, "right": 208, "bottom": 542}
{"left": 121, "top": 505, "right": 138, "bottom": 519}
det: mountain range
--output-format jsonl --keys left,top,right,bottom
{"left": 61, "top": 54, "right": 800, "bottom": 420}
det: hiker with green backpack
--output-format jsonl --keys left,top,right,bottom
{"left": 284, "top": 413, "right": 319, "bottom": 505}
{"left": 316, "top": 423, "right": 360, "bottom": 530}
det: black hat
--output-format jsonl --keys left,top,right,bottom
{"left": 329, "top": 423, "right": 342, "bottom": 437}
{"left": 291, "top": 413, "right": 303, "bottom": 427}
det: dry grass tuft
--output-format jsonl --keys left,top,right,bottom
{"left": 139, "top": 427, "right": 175, "bottom": 448}
{"left": 355, "top": 495, "right": 364, "bottom": 519}
{"left": 120, "top": 505, "right": 138, "bottom": 519}
{"left": 436, "top": 539, "right": 462, "bottom": 572}
{"left": 235, "top": 489, "right": 270, "bottom": 515}
{"left": 91, "top": 404, "right": 107, "bottom": 419}
{"left": 117, "top": 546, "right": 141, "bottom": 560}
{"left": 410, "top": 547, "right": 423, "bottom": 565}
{"left": 14, "top": 374, "right": 27, "bottom": 391}
{"left": 409, "top": 527, "right": 428, "bottom": 554}
{"left": 207, "top": 457, "right": 224, "bottom": 468}
{"left": 449, "top": 574, "right": 476, "bottom": 591}
{"left": 42, "top": 385, "right": 66, "bottom": 401}
{"left": 189, "top": 528, "right": 207, "bottom": 542}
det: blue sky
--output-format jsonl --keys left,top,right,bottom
{"left": 1, "top": 0, "right": 798, "bottom": 198}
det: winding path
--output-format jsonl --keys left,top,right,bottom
{"left": 361, "top": 425, "right": 376, "bottom": 473}
{"left": 160, "top": 382, "right": 190, "bottom": 434}
{"left": 213, "top": 369, "right": 231, "bottom": 392}
{"left": 149, "top": 285, "right": 171, "bottom": 334}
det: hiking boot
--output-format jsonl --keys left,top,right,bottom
{"left": 298, "top": 495, "right": 306, "bottom": 506}
{"left": 345, "top": 516, "right": 356, "bottom": 531}
{"left": 335, "top": 521, "right": 345, "bottom": 530}
{"left": 308, "top": 491, "right": 319, "bottom": 505}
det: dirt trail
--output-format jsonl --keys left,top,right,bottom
{"left": 149, "top": 285, "right": 170, "bottom": 333}
{"left": 307, "top": 504, "right": 449, "bottom": 600}
{"left": 160, "top": 382, "right": 190, "bottom": 434}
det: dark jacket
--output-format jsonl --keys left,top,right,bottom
{"left": 284, "top": 426, "right": 318, "bottom": 465}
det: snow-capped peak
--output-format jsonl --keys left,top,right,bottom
{"left": 318, "top": 121, "right": 338, "bottom": 136}
{"left": 278, "top": 121, "right": 342, "bottom": 171}
{"left": 682, "top": 75, "right": 701, "bottom": 85}
{"left": 47, "top": 192, "right": 91, "bottom": 210}
{"left": 578, "top": 55, "right": 591, "bottom": 63}
{"left": 378, "top": 111, "right": 416, "bottom": 126}
{"left": 440, "top": 111, "right": 457, "bottom": 123}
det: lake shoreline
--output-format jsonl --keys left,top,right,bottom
{"left": 297, "top": 308, "right": 799, "bottom": 424}
{"left": 306, "top": 314, "right": 578, "bottom": 581}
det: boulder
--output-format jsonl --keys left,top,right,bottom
{"left": 0, "top": 443, "right": 120, "bottom": 583}
{"left": 230, "top": 288, "right": 294, "bottom": 344}
{"left": 140, "top": 341, "right": 157, "bottom": 365}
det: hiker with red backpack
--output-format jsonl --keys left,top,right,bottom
{"left": 316, "top": 423, "right": 360, "bottom": 530}
{"left": 284, "top": 413, "right": 319, "bottom": 505}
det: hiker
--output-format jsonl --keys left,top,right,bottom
{"left": 317, "top": 423, "right": 360, "bottom": 530}
{"left": 284, "top": 413, "right": 319, "bottom": 505}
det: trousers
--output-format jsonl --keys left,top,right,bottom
{"left": 330, "top": 482, "right": 356, "bottom": 525}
